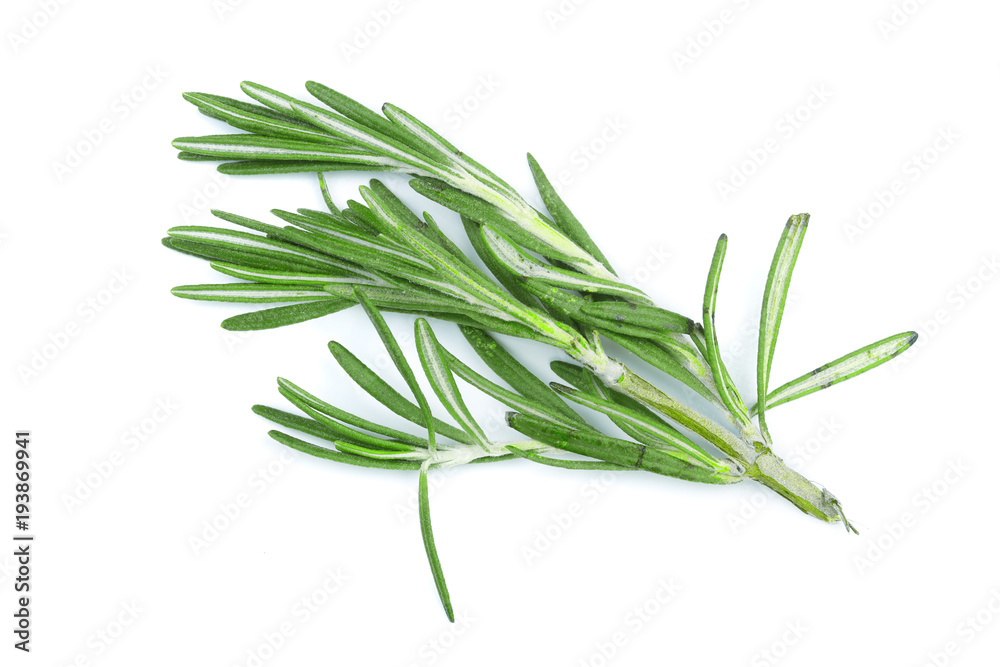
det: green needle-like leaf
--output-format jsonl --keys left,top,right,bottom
{"left": 419, "top": 464, "right": 455, "bottom": 622}
{"left": 183, "top": 92, "right": 341, "bottom": 143}
{"left": 267, "top": 429, "right": 422, "bottom": 470}
{"left": 170, "top": 284, "right": 337, "bottom": 303}
{"left": 171, "top": 134, "right": 399, "bottom": 166}
{"left": 701, "top": 234, "right": 752, "bottom": 428}
{"left": 579, "top": 302, "right": 694, "bottom": 335}
{"left": 221, "top": 300, "right": 353, "bottom": 331}
{"left": 459, "top": 326, "right": 585, "bottom": 426}
{"left": 442, "top": 348, "right": 588, "bottom": 431}
{"left": 505, "top": 446, "right": 630, "bottom": 471}
{"left": 210, "top": 262, "right": 380, "bottom": 288}
{"left": 527, "top": 153, "right": 616, "bottom": 275}
{"left": 507, "top": 412, "right": 738, "bottom": 484}
{"left": 550, "top": 361, "right": 691, "bottom": 445}
{"left": 277, "top": 377, "right": 428, "bottom": 448}
{"left": 410, "top": 178, "right": 582, "bottom": 265}
{"left": 305, "top": 82, "right": 415, "bottom": 147}
{"left": 218, "top": 159, "right": 398, "bottom": 176}
{"left": 253, "top": 404, "right": 345, "bottom": 442}
{"left": 757, "top": 214, "right": 808, "bottom": 443}
{"left": 239, "top": 81, "right": 439, "bottom": 171}
{"left": 163, "top": 236, "right": 323, "bottom": 273}
{"left": 599, "top": 332, "right": 722, "bottom": 409}
{"left": 550, "top": 383, "right": 722, "bottom": 469}
{"left": 479, "top": 226, "right": 650, "bottom": 303}
{"left": 278, "top": 384, "right": 424, "bottom": 453}
{"left": 415, "top": 319, "right": 492, "bottom": 451}
{"left": 167, "top": 225, "right": 347, "bottom": 272}
{"left": 356, "top": 288, "right": 437, "bottom": 451}
{"left": 326, "top": 341, "right": 474, "bottom": 446}
{"left": 751, "top": 331, "right": 917, "bottom": 414}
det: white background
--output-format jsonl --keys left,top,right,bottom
{"left": 3, "top": 0, "right": 999, "bottom": 665}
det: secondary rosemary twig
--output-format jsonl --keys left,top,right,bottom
{"left": 166, "top": 81, "right": 916, "bottom": 620}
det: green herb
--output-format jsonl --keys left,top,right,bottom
{"left": 167, "top": 81, "right": 917, "bottom": 619}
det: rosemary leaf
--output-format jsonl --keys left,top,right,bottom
{"left": 751, "top": 330, "right": 917, "bottom": 414}
{"left": 218, "top": 159, "right": 399, "bottom": 176}
{"left": 410, "top": 178, "right": 581, "bottom": 265}
{"left": 278, "top": 379, "right": 427, "bottom": 450}
{"left": 171, "top": 133, "right": 397, "bottom": 165}
{"left": 356, "top": 288, "right": 437, "bottom": 451}
{"left": 578, "top": 302, "right": 694, "bottom": 335}
{"left": 507, "top": 412, "right": 737, "bottom": 484}
{"left": 526, "top": 153, "right": 616, "bottom": 275}
{"left": 442, "top": 348, "right": 588, "bottom": 431}
{"left": 479, "top": 226, "right": 650, "bottom": 303}
{"left": 305, "top": 82, "right": 413, "bottom": 147}
{"left": 170, "top": 283, "right": 337, "bottom": 303}
{"left": 415, "top": 319, "right": 492, "bottom": 451}
{"left": 252, "top": 405, "right": 344, "bottom": 443}
{"left": 701, "top": 234, "right": 752, "bottom": 429}
{"left": 267, "top": 429, "right": 422, "bottom": 470}
{"left": 757, "top": 215, "right": 808, "bottom": 443}
{"left": 505, "top": 446, "right": 630, "bottom": 471}
{"left": 182, "top": 92, "right": 340, "bottom": 143}
{"left": 599, "top": 332, "right": 722, "bottom": 409}
{"left": 210, "top": 262, "right": 380, "bottom": 288}
{"left": 221, "top": 300, "right": 353, "bottom": 331}
{"left": 459, "top": 326, "right": 586, "bottom": 426}
{"left": 419, "top": 464, "right": 455, "bottom": 622}
{"left": 549, "top": 383, "right": 722, "bottom": 469}
{"left": 550, "top": 360, "right": 687, "bottom": 444}
{"left": 326, "top": 341, "right": 474, "bottom": 446}
{"left": 163, "top": 237, "right": 322, "bottom": 273}
{"left": 167, "top": 225, "right": 346, "bottom": 271}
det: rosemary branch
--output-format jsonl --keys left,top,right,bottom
{"left": 166, "top": 81, "right": 917, "bottom": 619}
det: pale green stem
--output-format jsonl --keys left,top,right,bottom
{"left": 571, "top": 346, "right": 845, "bottom": 524}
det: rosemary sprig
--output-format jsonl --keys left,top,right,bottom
{"left": 167, "top": 81, "right": 917, "bottom": 619}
